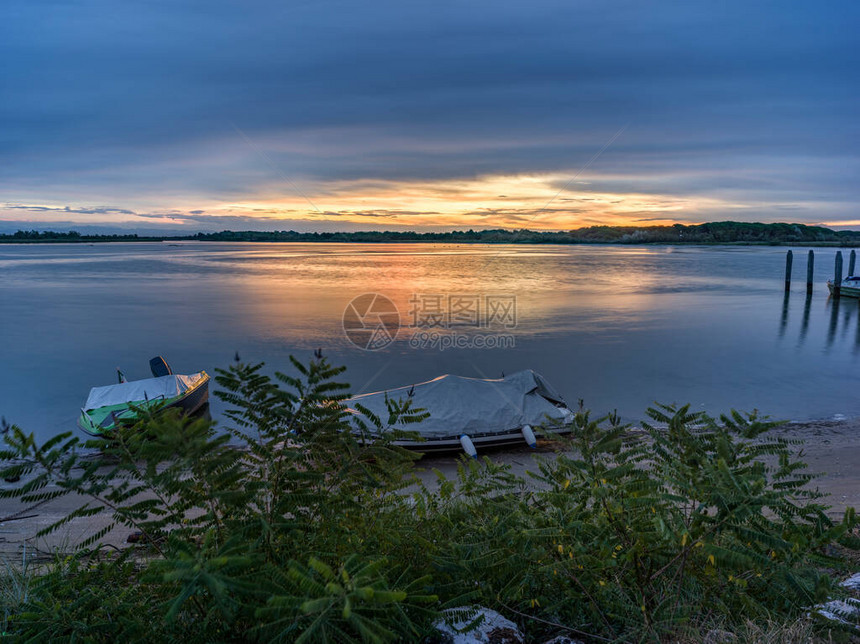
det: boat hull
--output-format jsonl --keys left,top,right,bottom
{"left": 78, "top": 373, "right": 210, "bottom": 437}
{"left": 389, "top": 424, "right": 571, "bottom": 454}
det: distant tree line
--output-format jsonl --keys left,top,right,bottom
{"left": 4, "top": 221, "right": 860, "bottom": 245}
{"left": 0, "top": 229, "right": 157, "bottom": 242}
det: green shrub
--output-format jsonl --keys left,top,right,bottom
{"left": 0, "top": 355, "right": 856, "bottom": 642}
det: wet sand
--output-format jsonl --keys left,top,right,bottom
{"left": 1, "top": 418, "right": 859, "bottom": 559}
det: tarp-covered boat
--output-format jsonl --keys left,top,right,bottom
{"left": 78, "top": 357, "right": 210, "bottom": 436}
{"left": 345, "top": 370, "right": 573, "bottom": 455}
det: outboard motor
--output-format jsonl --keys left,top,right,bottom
{"left": 149, "top": 356, "right": 173, "bottom": 378}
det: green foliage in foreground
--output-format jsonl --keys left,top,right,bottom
{"left": 0, "top": 355, "right": 858, "bottom": 642}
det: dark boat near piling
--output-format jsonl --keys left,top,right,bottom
{"left": 828, "top": 276, "right": 860, "bottom": 298}
{"left": 77, "top": 356, "right": 210, "bottom": 437}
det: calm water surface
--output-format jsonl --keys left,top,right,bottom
{"left": 1, "top": 242, "right": 858, "bottom": 440}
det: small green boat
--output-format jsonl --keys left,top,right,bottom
{"left": 78, "top": 357, "right": 210, "bottom": 437}
{"left": 827, "top": 276, "right": 860, "bottom": 298}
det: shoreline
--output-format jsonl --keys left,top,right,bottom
{"left": 3, "top": 239, "right": 860, "bottom": 248}
{"left": 2, "top": 416, "right": 859, "bottom": 559}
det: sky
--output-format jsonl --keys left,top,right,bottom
{"left": 1, "top": 0, "right": 858, "bottom": 233}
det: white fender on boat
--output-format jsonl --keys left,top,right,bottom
{"left": 459, "top": 434, "right": 478, "bottom": 459}
{"left": 521, "top": 424, "right": 537, "bottom": 448}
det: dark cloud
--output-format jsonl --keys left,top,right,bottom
{"left": 4, "top": 204, "right": 136, "bottom": 215}
{"left": 1, "top": 0, "right": 858, "bottom": 228}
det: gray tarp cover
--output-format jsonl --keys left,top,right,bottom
{"left": 84, "top": 373, "right": 207, "bottom": 410}
{"left": 345, "top": 370, "right": 569, "bottom": 439}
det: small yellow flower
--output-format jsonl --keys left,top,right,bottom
{"left": 563, "top": 479, "right": 571, "bottom": 489}
{"left": 557, "top": 544, "right": 564, "bottom": 555}
{"left": 707, "top": 554, "right": 715, "bottom": 566}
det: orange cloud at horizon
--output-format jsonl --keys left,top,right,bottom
{"left": 3, "top": 172, "right": 831, "bottom": 231}
{"left": 199, "top": 173, "right": 747, "bottom": 230}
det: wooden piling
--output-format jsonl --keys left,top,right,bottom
{"left": 850, "top": 249, "right": 856, "bottom": 277}
{"left": 834, "top": 251, "right": 843, "bottom": 297}
{"left": 784, "top": 250, "right": 793, "bottom": 292}
{"left": 806, "top": 250, "right": 814, "bottom": 294}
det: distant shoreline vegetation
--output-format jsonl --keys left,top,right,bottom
{"left": 3, "top": 221, "right": 860, "bottom": 246}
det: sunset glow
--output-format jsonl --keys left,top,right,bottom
{"left": 2, "top": 1, "right": 856, "bottom": 233}
{"left": 3, "top": 172, "right": 848, "bottom": 233}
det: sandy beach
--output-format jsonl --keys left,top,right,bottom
{"left": 1, "top": 418, "right": 859, "bottom": 561}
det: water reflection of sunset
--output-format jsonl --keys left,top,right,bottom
{"left": 218, "top": 243, "right": 673, "bottom": 346}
